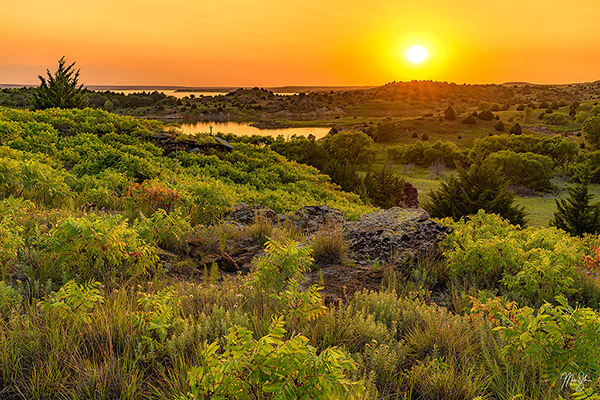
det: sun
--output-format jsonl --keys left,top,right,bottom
{"left": 406, "top": 45, "right": 428, "bottom": 64}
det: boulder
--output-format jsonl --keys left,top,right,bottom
{"left": 343, "top": 207, "right": 451, "bottom": 267}
{"left": 227, "top": 203, "right": 280, "bottom": 225}
{"left": 289, "top": 205, "right": 345, "bottom": 233}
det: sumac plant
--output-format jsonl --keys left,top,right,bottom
{"left": 124, "top": 180, "right": 183, "bottom": 218}
{"left": 181, "top": 317, "right": 364, "bottom": 400}
{"left": 38, "top": 213, "right": 158, "bottom": 283}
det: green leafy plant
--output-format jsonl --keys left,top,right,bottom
{"left": 38, "top": 213, "right": 158, "bottom": 283}
{"left": 133, "top": 207, "right": 192, "bottom": 253}
{"left": 442, "top": 211, "right": 583, "bottom": 306}
{"left": 424, "top": 162, "right": 526, "bottom": 226}
{"left": 133, "top": 287, "right": 185, "bottom": 343}
{"left": 38, "top": 280, "right": 104, "bottom": 326}
{"left": 472, "top": 295, "right": 600, "bottom": 396}
{"left": 181, "top": 317, "right": 364, "bottom": 400}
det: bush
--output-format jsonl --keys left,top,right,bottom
{"left": 472, "top": 296, "right": 600, "bottom": 397}
{"left": 462, "top": 115, "right": 476, "bottom": 125}
{"left": 133, "top": 208, "right": 192, "bottom": 253}
{"left": 444, "top": 106, "right": 456, "bottom": 121}
{"left": 477, "top": 109, "right": 494, "bottom": 121}
{"left": 124, "top": 180, "right": 184, "bottom": 218}
{"left": 482, "top": 150, "right": 555, "bottom": 192}
{"left": 443, "top": 211, "right": 583, "bottom": 306}
{"left": 423, "top": 163, "right": 526, "bottom": 226}
{"left": 494, "top": 121, "right": 505, "bottom": 131}
{"left": 181, "top": 317, "right": 364, "bottom": 399}
{"left": 38, "top": 214, "right": 159, "bottom": 283}
{"left": 509, "top": 123, "right": 522, "bottom": 135}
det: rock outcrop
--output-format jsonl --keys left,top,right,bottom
{"left": 188, "top": 204, "right": 450, "bottom": 300}
{"left": 343, "top": 208, "right": 451, "bottom": 267}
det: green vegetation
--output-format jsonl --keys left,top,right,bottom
{"left": 4, "top": 80, "right": 600, "bottom": 399}
{"left": 30, "top": 57, "right": 87, "bottom": 110}
{"left": 423, "top": 162, "right": 526, "bottom": 225}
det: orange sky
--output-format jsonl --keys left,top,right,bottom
{"left": 1, "top": 0, "right": 599, "bottom": 86}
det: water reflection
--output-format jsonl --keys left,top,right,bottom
{"left": 177, "top": 121, "right": 330, "bottom": 139}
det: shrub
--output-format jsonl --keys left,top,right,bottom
{"left": 509, "top": 123, "right": 522, "bottom": 135}
{"left": 494, "top": 121, "right": 505, "bottom": 131}
{"left": 124, "top": 180, "right": 183, "bottom": 218}
{"left": 443, "top": 211, "right": 583, "bottom": 306}
{"left": 472, "top": 296, "right": 600, "bottom": 397}
{"left": 444, "top": 106, "right": 456, "bottom": 121}
{"left": 423, "top": 163, "right": 526, "bottom": 226}
{"left": 38, "top": 214, "right": 158, "bottom": 283}
{"left": 462, "top": 115, "right": 476, "bottom": 125}
{"left": 181, "top": 317, "right": 364, "bottom": 399}
{"left": 477, "top": 109, "right": 494, "bottom": 121}
{"left": 0, "top": 281, "right": 22, "bottom": 320}
{"left": 482, "top": 150, "right": 554, "bottom": 192}
{"left": 38, "top": 280, "right": 104, "bottom": 327}
{"left": 133, "top": 208, "right": 192, "bottom": 253}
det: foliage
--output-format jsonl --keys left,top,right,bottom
{"left": 30, "top": 57, "right": 87, "bottom": 110}
{"left": 250, "top": 239, "right": 313, "bottom": 295}
{"left": 472, "top": 296, "right": 600, "bottom": 396}
{"left": 551, "top": 165, "right": 600, "bottom": 237}
{"left": 181, "top": 317, "right": 363, "bottom": 400}
{"left": 468, "top": 133, "right": 578, "bottom": 170}
{"left": 494, "top": 120, "right": 505, "bottom": 131}
{"left": 444, "top": 106, "right": 456, "bottom": 121}
{"left": 482, "top": 150, "right": 555, "bottom": 192}
{"left": 584, "top": 116, "right": 600, "bottom": 150}
{"left": 424, "top": 162, "right": 526, "bottom": 226}
{"left": 462, "top": 115, "right": 476, "bottom": 125}
{"left": 133, "top": 287, "right": 186, "bottom": 343}
{"left": 38, "top": 213, "right": 158, "bottom": 283}
{"left": 38, "top": 280, "right": 104, "bottom": 326}
{"left": 509, "top": 123, "right": 522, "bottom": 135}
{"left": 387, "top": 140, "right": 465, "bottom": 168}
{"left": 364, "top": 164, "right": 406, "bottom": 209}
{"left": 0, "top": 281, "right": 22, "bottom": 320}
{"left": 124, "top": 180, "right": 184, "bottom": 218}
{"left": 443, "top": 210, "right": 584, "bottom": 306}
{"left": 133, "top": 208, "right": 192, "bottom": 253}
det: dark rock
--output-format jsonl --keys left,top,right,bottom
{"left": 289, "top": 205, "right": 345, "bottom": 233}
{"left": 343, "top": 207, "right": 451, "bottom": 267}
{"left": 396, "top": 181, "right": 419, "bottom": 208}
{"left": 227, "top": 203, "right": 279, "bottom": 224}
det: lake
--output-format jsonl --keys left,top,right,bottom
{"left": 177, "top": 121, "right": 331, "bottom": 139}
{"left": 112, "top": 90, "right": 298, "bottom": 99}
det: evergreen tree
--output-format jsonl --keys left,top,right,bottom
{"left": 423, "top": 162, "right": 526, "bottom": 225}
{"left": 364, "top": 164, "right": 405, "bottom": 209}
{"left": 550, "top": 165, "right": 600, "bottom": 236}
{"left": 444, "top": 106, "right": 456, "bottom": 121}
{"left": 30, "top": 56, "right": 87, "bottom": 110}
{"left": 509, "top": 123, "right": 522, "bottom": 135}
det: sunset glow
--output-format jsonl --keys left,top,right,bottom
{"left": 1, "top": 1, "right": 600, "bottom": 86}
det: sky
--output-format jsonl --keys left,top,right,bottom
{"left": 1, "top": 0, "right": 599, "bottom": 87}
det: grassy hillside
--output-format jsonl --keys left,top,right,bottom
{"left": 2, "top": 107, "right": 600, "bottom": 399}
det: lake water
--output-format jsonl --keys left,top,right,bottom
{"left": 111, "top": 90, "right": 298, "bottom": 99}
{"left": 177, "top": 121, "right": 331, "bottom": 139}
